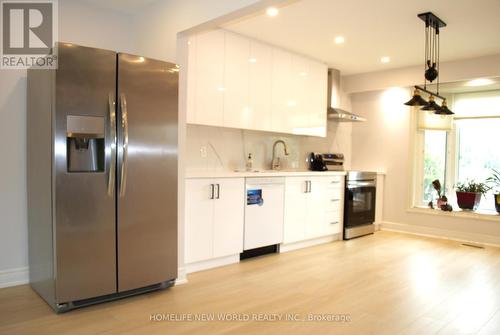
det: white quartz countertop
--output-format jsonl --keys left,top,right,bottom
{"left": 185, "top": 169, "right": 348, "bottom": 179}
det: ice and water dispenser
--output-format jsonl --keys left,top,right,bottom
{"left": 66, "top": 115, "right": 105, "bottom": 172}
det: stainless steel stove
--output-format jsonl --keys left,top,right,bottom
{"left": 343, "top": 171, "right": 377, "bottom": 239}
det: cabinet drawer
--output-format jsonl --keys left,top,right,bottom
{"left": 325, "top": 177, "right": 343, "bottom": 189}
{"left": 325, "top": 200, "right": 341, "bottom": 212}
{"left": 325, "top": 189, "right": 342, "bottom": 210}
{"left": 325, "top": 210, "right": 341, "bottom": 223}
{"left": 325, "top": 211, "right": 342, "bottom": 234}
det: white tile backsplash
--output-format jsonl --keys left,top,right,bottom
{"left": 186, "top": 121, "right": 352, "bottom": 173}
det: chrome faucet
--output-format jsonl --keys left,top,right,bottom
{"left": 271, "top": 140, "right": 289, "bottom": 170}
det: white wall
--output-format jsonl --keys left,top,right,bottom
{"left": 133, "top": 0, "right": 262, "bottom": 62}
{"left": 350, "top": 88, "right": 500, "bottom": 245}
{"left": 0, "top": 0, "right": 137, "bottom": 286}
{"left": 343, "top": 54, "right": 500, "bottom": 94}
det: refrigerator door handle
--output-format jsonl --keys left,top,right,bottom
{"left": 107, "top": 94, "right": 116, "bottom": 197}
{"left": 119, "top": 93, "right": 129, "bottom": 198}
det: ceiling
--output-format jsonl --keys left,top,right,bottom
{"left": 83, "top": 0, "right": 158, "bottom": 14}
{"left": 221, "top": 0, "right": 500, "bottom": 75}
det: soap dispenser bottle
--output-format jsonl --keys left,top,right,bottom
{"left": 246, "top": 153, "right": 253, "bottom": 171}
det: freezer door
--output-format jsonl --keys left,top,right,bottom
{"left": 54, "top": 43, "right": 117, "bottom": 303}
{"left": 117, "top": 54, "right": 178, "bottom": 292}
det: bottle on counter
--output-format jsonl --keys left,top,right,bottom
{"left": 246, "top": 153, "right": 253, "bottom": 171}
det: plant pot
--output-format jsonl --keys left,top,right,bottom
{"left": 495, "top": 194, "right": 500, "bottom": 214}
{"left": 456, "top": 191, "right": 482, "bottom": 210}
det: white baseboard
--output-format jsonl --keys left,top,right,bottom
{"left": 280, "top": 234, "right": 341, "bottom": 253}
{"left": 0, "top": 267, "right": 29, "bottom": 289}
{"left": 185, "top": 255, "right": 240, "bottom": 274}
{"left": 175, "top": 266, "right": 188, "bottom": 285}
{"left": 380, "top": 221, "right": 500, "bottom": 248}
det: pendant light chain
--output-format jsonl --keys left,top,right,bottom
{"left": 424, "top": 22, "right": 428, "bottom": 89}
{"left": 436, "top": 27, "right": 440, "bottom": 95}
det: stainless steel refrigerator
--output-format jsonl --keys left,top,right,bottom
{"left": 27, "top": 43, "right": 178, "bottom": 312}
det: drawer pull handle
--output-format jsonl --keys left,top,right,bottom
{"left": 330, "top": 221, "right": 339, "bottom": 225}
{"left": 330, "top": 199, "right": 340, "bottom": 202}
{"left": 331, "top": 181, "right": 340, "bottom": 184}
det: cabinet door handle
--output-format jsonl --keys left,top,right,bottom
{"left": 215, "top": 184, "right": 220, "bottom": 199}
{"left": 308, "top": 181, "right": 312, "bottom": 193}
{"left": 304, "top": 181, "right": 308, "bottom": 193}
{"left": 330, "top": 199, "right": 340, "bottom": 202}
{"left": 210, "top": 184, "right": 214, "bottom": 199}
{"left": 331, "top": 180, "right": 340, "bottom": 184}
{"left": 330, "top": 221, "right": 339, "bottom": 225}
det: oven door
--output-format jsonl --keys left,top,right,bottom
{"left": 344, "top": 182, "right": 376, "bottom": 227}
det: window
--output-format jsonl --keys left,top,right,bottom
{"left": 414, "top": 90, "right": 500, "bottom": 213}
{"left": 456, "top": 118, "right": 500, "bottom": 211}
{"left": 422, "top": 130, "right": 447, "bottom": 205}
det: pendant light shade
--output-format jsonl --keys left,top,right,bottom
{"left": 435, "top": 99, "right": 454, "bottom": 115}
{"left": 404, "top": 89, "right": 429, "bottom": 106}
{"left": 420, "top": 95, "right": 441, "bottom": 112}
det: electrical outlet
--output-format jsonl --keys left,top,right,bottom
{"left": 200, "top": 145, "right": 207, "bottom": 158}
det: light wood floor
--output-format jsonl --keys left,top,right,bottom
{"left": 2, "top": 231, "right": 500, "bottom": 335}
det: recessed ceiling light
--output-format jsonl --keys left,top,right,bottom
{"left": 334, "top": 36, "right": 345, "bottom": 44}
{"left": 380, "top": 56, "right": 390, "bottom": 63}
{"left": 248, "top": 58, "right": 257, "bottom": 63}
{"left": 465, "top": 78, "right": 494, "bottom": 87}
{"left": 299, "top": 72, "right": 308, "bottom": 76}
{"left": 266, "top": 7, "right": 279, "bottom": 17}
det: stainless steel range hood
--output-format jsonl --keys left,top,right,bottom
{"left": 327, "top": 69, "right": 366, "bottom": 122}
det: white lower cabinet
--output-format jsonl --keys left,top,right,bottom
{"left": 283, "top": 176, "right": 344, "bottom": 244}
{"left": 185, "top": 174, "right": 344, "bottom": 270}
{"left": 185, "top": 178, "right": 245, "bottom": 264}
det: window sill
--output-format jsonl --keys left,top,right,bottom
{"left": 408, "top": 206, "right": 500, "bottom": 223}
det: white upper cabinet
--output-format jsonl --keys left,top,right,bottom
{"left": 223, "top": 32, "right": 250, "bottom": 129}
{"left": 190, "top": 30, "right": 225, "bottom": 126}
{"left": 187, "top": 29, "right": 327, "bottom": 137}
{"left": 270, "top": 47, "right": 293, "bottom": 133}
{"left": 289, "top": 54, "right": 311, "bottom": 135}
{"left": 248, "top": 40, "right": 272, "bottom": 131}
{"left": 307, "top": 61, "right": 328, "bottom": 137}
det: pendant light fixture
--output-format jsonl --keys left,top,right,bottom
{"left": 420, "top": 95, "right": 440, "bottom": 111}
{"left": 404, "top": 88, "right": 428, "bottom": 106}
{"left": 404, "top": 12, "right": 453, "bottom": 115}
{"left": 435, "top": 99, "right": 454, "bottom": 115}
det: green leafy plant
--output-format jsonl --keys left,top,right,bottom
{"left": 455, "top": 180, "right": 490, "bottom": 195}
{"left": 486, "top": 169, "right": 500, "bottom": 193}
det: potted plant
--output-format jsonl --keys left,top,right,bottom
{"left": 486, "top": 169, "right": 500, "bottom": 214}
{"left": 455, "top": 180, "right": 489, "bottom": 211}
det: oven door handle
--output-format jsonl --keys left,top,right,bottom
{"left": 347, "top": 181, "right": 376, "bottom": 188}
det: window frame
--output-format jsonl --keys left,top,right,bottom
{"left": 410, "top": 92, "right": 500, "bottom": 212}
{"left": 412, "top": 127, "right": 456, "bottom": 207}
